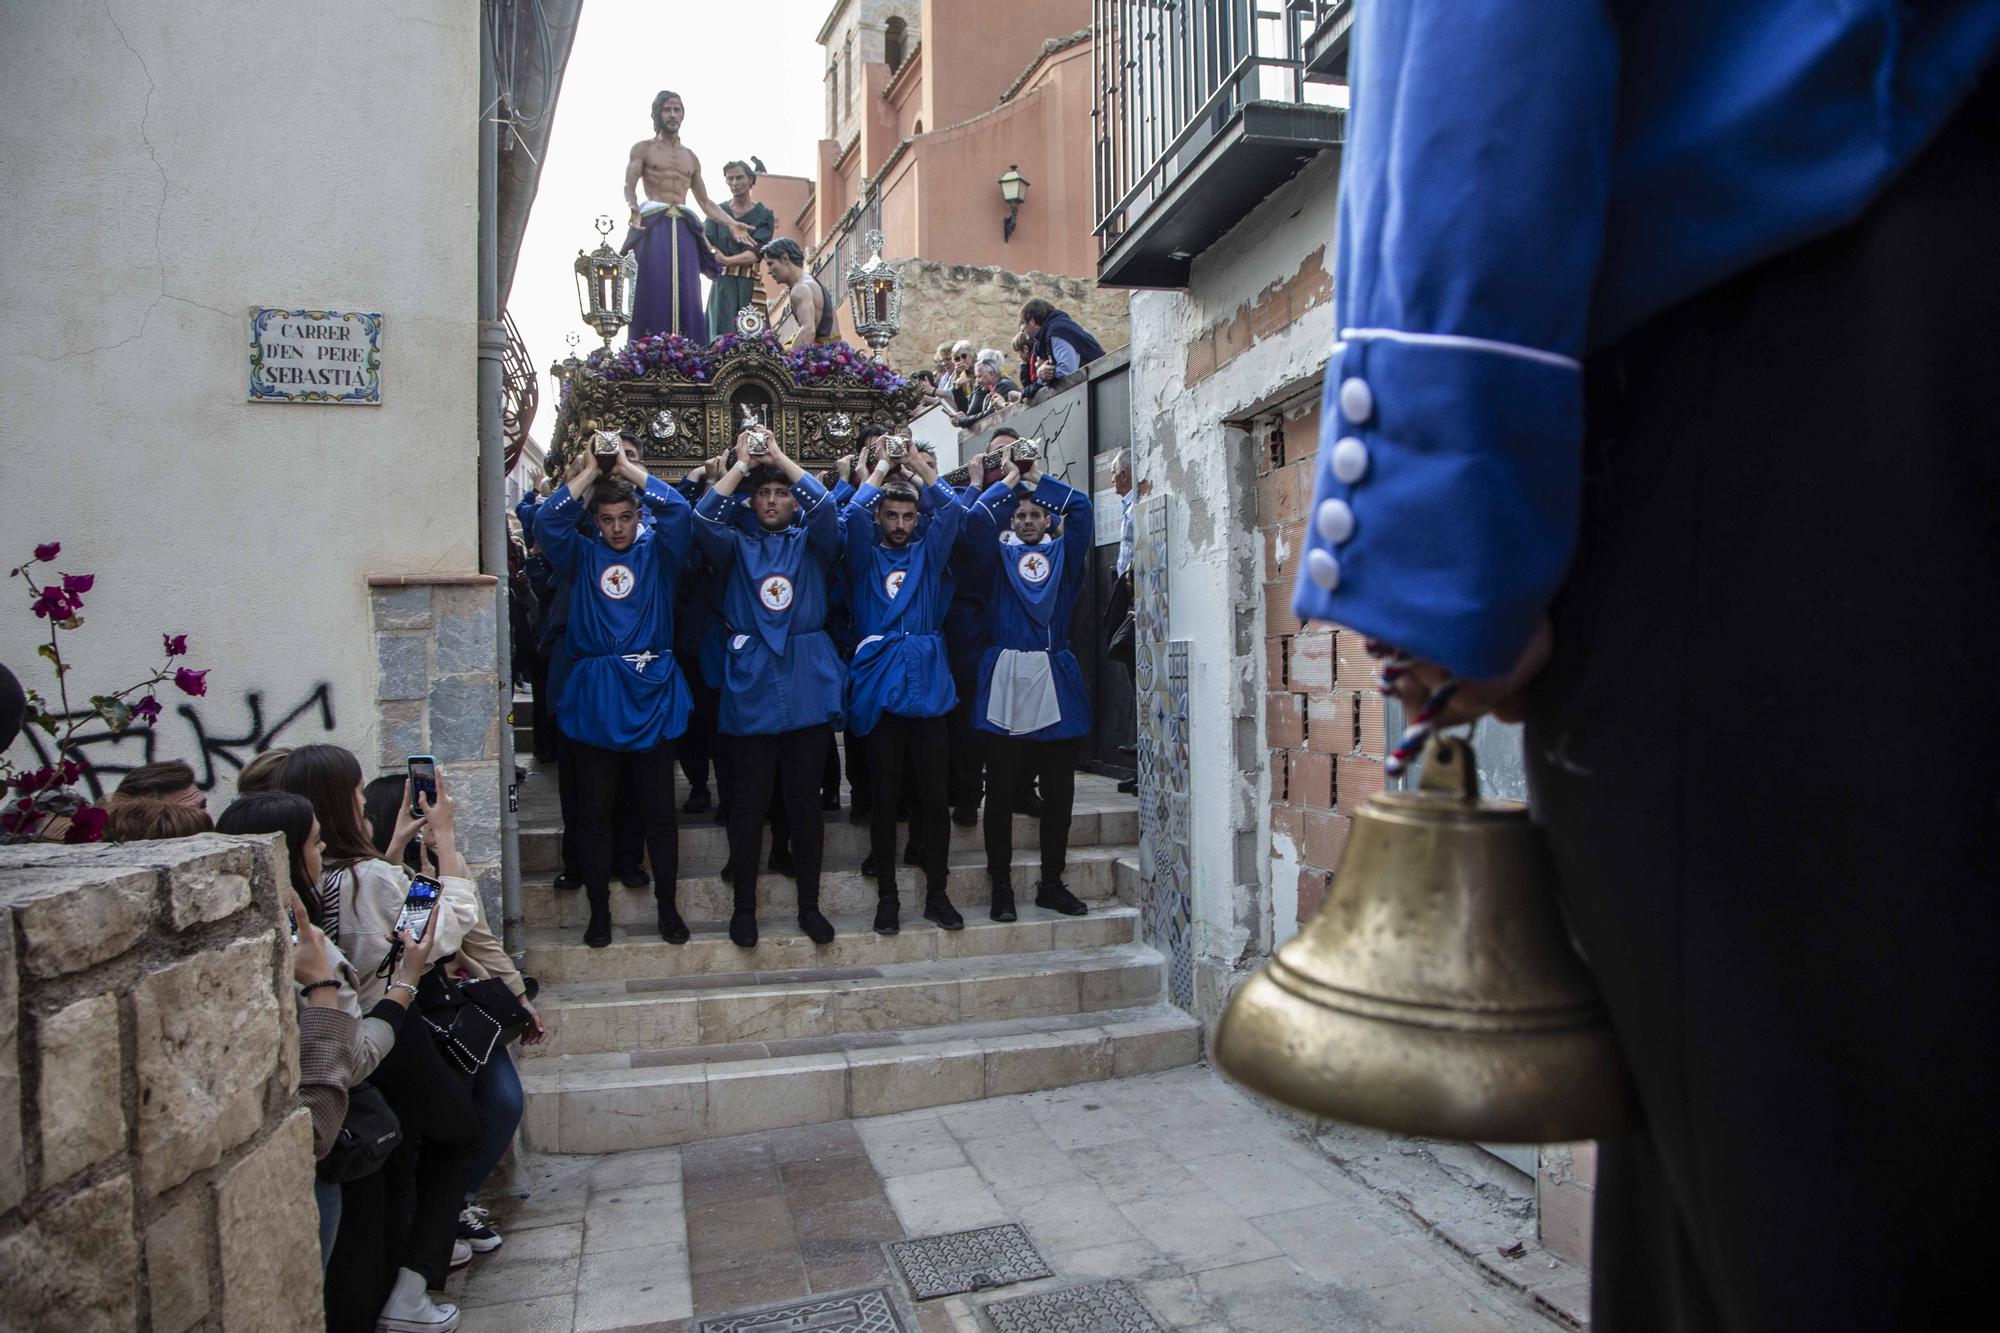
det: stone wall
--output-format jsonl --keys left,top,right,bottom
{"left": 893, "top": 260, "right": 1129, "bottom": 375}
{"left": 370, "top": 575, "right": 506, "bottom": 927}
{"left": 0, "top": 833, "right": 320, "bottom": 1332}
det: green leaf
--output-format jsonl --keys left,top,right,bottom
{"left": 34, "top": 713, "right": 58, "bottom": 735}
{"left": 36, "top": 643, "right": 58, "bottom": 665}
{"left": 96, "top": 698, "right": 132, "bottom": 733}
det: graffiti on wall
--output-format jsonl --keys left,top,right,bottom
{"left": 14, "top": 684, "right": 338, "bottom": 796}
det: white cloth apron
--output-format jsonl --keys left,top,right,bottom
{"left": 986, "top": 648, "right": 1063, "bottom": 735}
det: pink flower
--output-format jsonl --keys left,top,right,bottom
{"left": 173, "top": 667, "right": 209, "bottom": 697}
{"left": 33, "top": 541, "right": 59, "bottom": 562}
{"left": 132, "top": 695, "right": 163, "bottom": 724}
{"left": 31, "top": 587, "right": 74, "bottom": 620}
{"left": 63, "top": 805, "right": 108, "bottom": 844}
{"left": 61, "top": 572, "right": 93, "bottom": 596}
{"left": 162, "top": 633, "right": 188, "bottom": 657}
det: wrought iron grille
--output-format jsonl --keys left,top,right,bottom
{"left": 1092, "top": 0, "right": 1344, "bottom": 255}
{"left": 501, "top": 308, "right": 539, "bottom": 470}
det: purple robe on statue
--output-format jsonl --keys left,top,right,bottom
{"left": 623, "top": 208, "right": 723, "bottom": 342}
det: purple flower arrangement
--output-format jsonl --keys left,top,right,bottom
{"left": 583, "top": 333, "right": 908, "bottom": 394}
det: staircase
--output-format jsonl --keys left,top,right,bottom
{"left": 509, "top": 704, "right": 1200, "bottom": 1155}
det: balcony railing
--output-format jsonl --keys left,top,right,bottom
{"left": 1093, "top": 0, "right": 1349, "bottom": 287}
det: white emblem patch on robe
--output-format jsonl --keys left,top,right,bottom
{"left": 884, "top": 569, "right": 907, "bottom": 600}
{"left": 1017, "top": 551, "right": 1052, "bottom": 585}
{"left": 758, "top": 574, "right": 795, "bottom": 611}
{"left": 599, "top": 564, "right": 635, "bottom": 600}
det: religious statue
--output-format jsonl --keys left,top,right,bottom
{"left": 759, "top": 239, "right": 838, "bottom": 352}
{"left": 705, "top": 158, "right": 777, "bottom": 344}
{"left": 622, "top": 90, "right": 754, "bottom": 342}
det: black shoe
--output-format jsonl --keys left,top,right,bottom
{"left": 1117, "top": 777, "right": 1138, "bottom": 794}
{"left": 583, "top": 904, "right": 612, "bottom": 948}
{"left": 769, "top": 843, "right": 796, "bottom": 877}
{"left": 683, "top": 786, "right": 711, "bottom": 815}
{"left": 821, "top": 793, "right": 842, "bottom": 811}
{"left": 1035, "top": 881, "right": 1089, "bottom": 916}
{"left": 552, "top": 869, "right": 581, "bottom": 891}
{"left": 798, "top": 906, "right": 835, "bottom": 945}
{"left": 873, "top": 894, "right": 900, "bottom": 935}
{"left": 903, "top": 839, "right": 923, "bottom": 868}
{"left": 990, "top": 884, "right": 1017, "bottom": 923}
{"left": 657, "top": 905, "right": 689, "bottom": 945}
{"left": 729, "top": 911, "right": 758, "bottom": 948}
{"left": 951, "top": 803, "right": 979, "bottom": 828}
{"left": 1019, "top": 792, "right": 1045, "bottom": 819}
{"left": 923, "top": 892, "right": 964, "bottom": 931}
{"left": 861, "top": 852, "right": 879, "bottom": 879}
{"left": 849, "top": 804, "right": 872, "bottom": 825}
{"left": 618, "top": 865, "right": 650, "bottom": 889}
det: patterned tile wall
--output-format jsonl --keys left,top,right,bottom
{"left": 1133, "top": 495, "right": 1194, "bottom": 1009}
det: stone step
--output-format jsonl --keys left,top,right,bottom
{"left": 513, "top": 798, "right": 1140, "bottom": 875}
{"left": 523, "top": 903, "right": 1139, "bottom": 985}
{"left": 518, "top": 1003, "right": 1203, "bottom": 1153}
{"left": 526, "top": 942, "right": 1164, "bottom": 1059}
{"left": 522, "top": 845, "right": 1137, "bottom": 929}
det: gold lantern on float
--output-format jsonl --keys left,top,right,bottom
{"left": 1215, "top": 735, "right": 1635, "bottom": 1143}
{"left": 574, "top": 216, "right": 637, "bottom": 349}
{"left": 845, "top": 230, "right": 902, "bottom": 358}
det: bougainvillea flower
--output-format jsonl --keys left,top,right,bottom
{"left": 61, "top": 573, "right": 95, "bottom": 596}
{"left": 31, "top": 587, "right": 74, "bottom": 620}
{"left": 163, "top": 633, "right": 188, "bottom": 657}
{"left": 33, "top": 542, "right": 59, "bottom": 562}
{"left": 132, "top": 695, "right": 163, "bottom": 724}
{"left": 173, "top": 667, "right": 209, "bottom": 697}
{"left": 63, "top": 804, "right": 109, "bottom": 844}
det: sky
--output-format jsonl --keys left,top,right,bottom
{"left": 508, "top": 0, "right": 830, "bottom": 434}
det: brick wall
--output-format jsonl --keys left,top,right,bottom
{"left": 0, "top": 833, "right": 320, "bottom": 1331}
{"left": 1253, "top": 400, "right": 1388, "bottom": 927}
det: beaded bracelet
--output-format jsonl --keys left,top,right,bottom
{"left": 300, "top": 979, "right": 340, "bottom": 996}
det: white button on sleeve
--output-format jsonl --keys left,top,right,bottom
{"left": 1331, "top": 437, "right": 1370, "bottom": 484}
{"left": 1307, "top": 548, "right": 1341, "bottom": 591}
{"left": 1338, "top": 377, "right": 1374, "bottom": 424}
{"left": 1315, "top": 497, "right": 1355, "bottom": 544}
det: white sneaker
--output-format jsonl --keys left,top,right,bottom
{"left": 449, "top": 1238, "right": 472, "bottom": 1269}
{"left": 376, "top": 1267, "right": 461, "bottom": 1332}
{"left": 456, "top": 1203, "right": 503, "bottom": 1253}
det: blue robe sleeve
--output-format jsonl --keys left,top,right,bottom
{"left": 795, "top": 474, "right": 839, "bottom": 564}
{"left": 639, "top": 475, "right": 694, "bottom": 566}
{"left": 535, "top": 485, "right": 589, "bottom": 578}
{"left": 924, "top": 480, "right": 967, "bottom": 552}
{"left": 832, "top": 478, "right": 856, "bottom": 506}
{"left": 959, "top": 481, "right": 1017, "bottom": 574}
{"left": 694, "top": 486, "right": 743, "bottom": 574}
{"left": 1291, "top": 2, "right": 1618, "bottom": 679}
{"left": 842, "top": 485, "right": 880, "bottom": 581}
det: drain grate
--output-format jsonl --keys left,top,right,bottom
{"left": 982, "top": 1280, "right": 1165, "bottom": 1333}
{"left": 694, "top": 1285, "right": 906, "bottom": 1333}
{"left": 886, "top": 1223, "right": 1053, "bottom": 1300}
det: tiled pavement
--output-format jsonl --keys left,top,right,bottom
{"left": 452, "top": 1066, "right": 1566, "bottom": 1332}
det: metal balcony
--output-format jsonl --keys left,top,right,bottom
{"left": 1093, "top": 0, "right": 1349, "bottom": 289}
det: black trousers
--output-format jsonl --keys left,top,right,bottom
{"left": 727, "top": 724, "right": 831, "bottom": 911}
{"left": 555, "top": 722, "right": 643, "bottom": 877}
{"left": 983, "top": 735, "right": 1077, "bottom": 888}
{"left": 572, "top": 737, "right": 679, "bottom": 910}
{"left": 528, "top": 648, "right": 559, "bottom": 761}
{"left": 845, "top": 726, "right": 871, "bottom": 813}
{"left": 945, "top": 656, "right": 986, "bottom": 807}
{"left": 679, "top": 668, "right": 718, "bottom": 793}
{"left": 869, "top": 713, "right": 950, "bottom": 896}
{"left": 1525, "top": 79, "right": 2000, "bottom": 1333}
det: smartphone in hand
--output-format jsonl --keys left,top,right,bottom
{"left": 394, "top": 874, "right": 444, "bottom": 943}
{"left": 407, "top": 754, "right": 437, "bottom": 819}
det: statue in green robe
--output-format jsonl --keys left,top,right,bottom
{"left": 705, "top": 158, "right": 778, "bottom": 342}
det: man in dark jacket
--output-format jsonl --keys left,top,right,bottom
{"left": 1021, "top": 299, "right": 1105, "bottom": 391}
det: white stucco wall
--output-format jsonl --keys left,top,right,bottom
{"left": 0, "top": 2, "right": 480, "bottom": 794}
{"left": 1127, "top": 151, "right": 1343, "bottom": 1017}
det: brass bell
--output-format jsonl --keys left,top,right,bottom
{"left": 1215, "top": 735, "right": 1634, "bottom": 1143}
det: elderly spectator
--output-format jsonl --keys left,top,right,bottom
{"left": 940, "top": 339, "right": 977, "bottom": 412}
{"left": 952, "top": 350, "right": 1020, "bottom": 428}
{"left": 1021, "top": 298, "right": 1106, "bottom": 390}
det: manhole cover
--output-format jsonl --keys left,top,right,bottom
{"left": 694, "top": 1285, "right": 906, "bottom": 1333}
{"left": 983, "top": 1281, "right": 1165, "bottom": 1333}
{"left": 886, "top": 1223, "right": 1053, "bottom": 1300}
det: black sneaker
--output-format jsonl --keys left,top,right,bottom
{"left": 583, "top": 904, "right": 613, "bottom": 948}
{"left": 1035, "top": 881, "right": 1089, "bottom": 916}
{"left": 683, "top": 786, "right": 712, "bottom": 815}
{"left": 729, "top": 911, "right": 758, "bottom": 948}
{"left": 951, "top": 803, "right": 979, "bottom": 828}
{"left": 457, "top": 1204, "right": 502, "bottom": 1254}
{"left": 658, "top": 906, "right": 689, "bottom": 945}
{"left": 798, "top": 906, "right": 835, "bottom": 945}
{"left": 617, "top": 865, "right": 650, "bottom": 889}
{"left": 1117, "top": 777, "right": 1138, "bottom": 794}
{"left": 552, "top": 869, "right": 581, "bottom": 891}
{"left": 923, "top": 892, "right": 964, "bottom": 931}
{"left": 873, "top": 894, "right": 900, "bottom": 935}
{"left": 989, "top": 884, "right": 1017, "bottom": 923}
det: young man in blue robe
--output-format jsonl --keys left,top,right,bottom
{"left": 535, "top": 445, "right": 696, "bottom": 948}
{"left": 695, "top": 431, "right": 845, "bottom": 948}
{"left": 965, "top": 450, "right": 1094, "bottom": 922}
{"left": 840, "top": 443, "right": 969, "bottom": 935}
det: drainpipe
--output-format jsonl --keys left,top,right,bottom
{"left": 479, "top": 8, "right": 524, "bottom": 954}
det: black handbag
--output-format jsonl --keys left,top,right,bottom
{"left": 416, "top": 972, "right": 531, "bottom": 1076}
{"left": 316, "top": 1082, "right": 402, "bottom": 1183}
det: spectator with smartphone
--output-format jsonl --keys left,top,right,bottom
{"left": 277, "top": 744, "right": 480, "bottom": 1332}
{"left": 964, "top": 450, "right": 1095, "bottom": 923}
{"left": 695, "top": 429, "right": 845, "bottom": 949}
{"left": 536, "top": 440, "right": 698, "bottom": 949}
